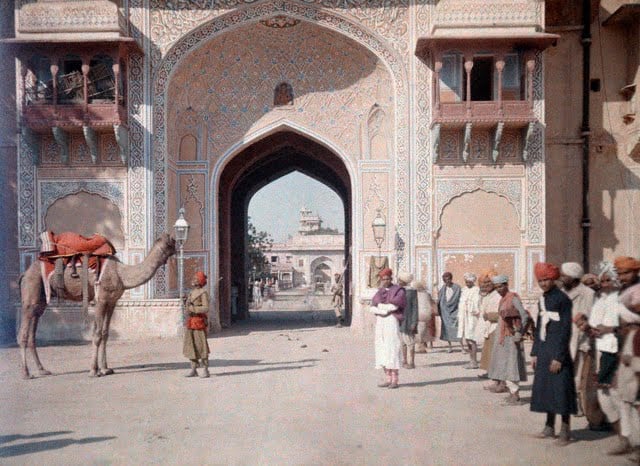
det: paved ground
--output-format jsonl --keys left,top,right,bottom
{"left": 0, "top": 309, "right": 629, "bottom": 465}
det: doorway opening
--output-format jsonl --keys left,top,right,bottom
{"left": 218, "top": 131, "right": 352, "bottom": 328}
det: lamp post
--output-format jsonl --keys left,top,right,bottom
{"left": 173, "top": 208, "right": 190, "bottom": 323}
{"left": 371, "top": 208, "right": 386, "bottom": 258}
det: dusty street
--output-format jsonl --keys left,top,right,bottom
{"left": 0, "top": 310, "right": 627, "bottom": 465}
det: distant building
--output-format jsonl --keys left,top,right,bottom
{"left": 269, "top": 208, "right": 344, "bottom": 292}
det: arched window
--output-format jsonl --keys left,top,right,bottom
{"left": 274, "top": 82, "right": 294, "bottom": 106}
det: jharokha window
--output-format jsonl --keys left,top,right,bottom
{"left": 439, "top": 52, "right": 524, "bottom": 104}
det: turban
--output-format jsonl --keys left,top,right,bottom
{"left": 378, "top": 268, "right": 393, "bottom": 279}
{"left": 491, "top": 275, "right": 509, "bottom": 285}
{"left": 597, "top": 261, "right": 618, "bottom": 281}
{"left": 463, "top": 272, "right": 477, "bottom": 283}
{"left": 478, "top": 269, "right": 498, "bottom": 282}
{"left": 614, "top": 256, "right": 640, "bottom": 273}
{"left": 534, "top": 262, "right": 560, "bottom": 281}
{"left": 397, "top": 272, "right": 413, "bottom": 284}
{"left": 561, "top": 262, "right": 584, "bottom": 279}
{"left": 581, "top": 273, "right": 600, "bottom": 286}
{"left": 195, "top": 271, "right": 207, "bottom": 287}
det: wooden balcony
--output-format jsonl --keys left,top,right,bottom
{"left": 22, "top": 102, "right": 126, "bottom": 132}
{"left": 435, "top": 100, "right": 534, "bottom": 128}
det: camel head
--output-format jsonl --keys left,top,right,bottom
{"left": 156, "top": 233, "right": 177, "bottom": 263}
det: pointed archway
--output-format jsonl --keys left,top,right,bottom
{"left": 218, "top": 131, "right": 352, "bottom": 327}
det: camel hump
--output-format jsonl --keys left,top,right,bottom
{"left": 40, "top": 231, "right": 116, "bottom": 257}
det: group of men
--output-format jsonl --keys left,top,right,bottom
{"left": 368, "top": 256, "right": 640, "bottom": 454}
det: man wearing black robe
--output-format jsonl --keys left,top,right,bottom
{"left": 530, "top": 262, "right": 577, "bottom": 446}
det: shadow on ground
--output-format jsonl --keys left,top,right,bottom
{"left": 55, "top": 357, "right": 321, "bottom": 377}
{"left": 402, "top": 376, "right": 485, "bottom": 387}
{"left": 0, "top": 433, "right": 116, "bottom": 458}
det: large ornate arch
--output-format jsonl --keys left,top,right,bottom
{"left": 151, "top": 1, "right": 409, "bottom": 296}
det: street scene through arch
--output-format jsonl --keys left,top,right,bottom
{"left": 247, "top": 172, "right": 346, "bottom": 326}
{"left": 217, "top": 131, "right": 352, "bottom": 329}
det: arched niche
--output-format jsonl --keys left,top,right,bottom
{"left": 44, "top": 191, "right": 125, "bottom": 250}
{"left": 438, "top": 190, "right": 521, "bottom": 247}
{"left": 179, "top": 134, "right": 198, "bottom": 161}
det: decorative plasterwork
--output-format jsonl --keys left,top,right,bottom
{"left": 433, "top": 0, "right": 542, "bottom": 28}
{"left": 414, "top": 42, "right": 432, "bottom": 245}
{"left": 18, "top": 137, "right": 37, "bottom": 248}
{"left": 525, "top": 51, "right": 544, "bottom": 245}
{"left": 127, "top": 52, "right": 146, "bottom": 250}
{"left": 434, "top": 178, "right": 522, "bottom": 234}
{"left": 148, "top": 0, "right": 410, "bottom": 59}
{"left": 17, "top": 0, "right": 121, "bottom": 34}
{"left": 152, "top": 1, "right": 409, "bottom": 257}
{"left": 438, "top": 247, "right": 521, "bottom": 294}
{"left": 260, "top": 15, "right": 300, "bottom": 28}
{"left": 38, "top": 180, "right": 125, "bottom": 233}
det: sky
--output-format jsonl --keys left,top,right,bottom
{"left": 248, "top": 171, "right": 344, "bottom": 242}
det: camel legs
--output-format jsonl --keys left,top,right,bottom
{"left": 90, "top": 302, "right": 115, "bottom": 377}
{"left": 28, "top": 315, "right": 51, "bottom": 376}
{"left": 18, "top": 304, "right": 50, "bottom": 379}
{"left": 98, "top": 304, "right": 115, "bottom": 375}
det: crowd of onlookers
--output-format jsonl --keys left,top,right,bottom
{"left": 366, "top": 256, "right": 640, "bottom": 456}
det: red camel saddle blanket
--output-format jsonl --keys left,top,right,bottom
{"left": 39, "top": 231, "right": 115, "bottom": 259}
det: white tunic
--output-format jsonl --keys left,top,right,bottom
{"left": 374, "top": 313, "right": 402, "bottom": 370}
{"left": 588, "top": 291, "right": 623, "bottom": 354}
{"left": 457, "top": 285, "right": 481, "bottom": 341}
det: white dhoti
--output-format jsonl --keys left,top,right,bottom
{"left": 375, "top": 315, "right": 402, "bottom": 370}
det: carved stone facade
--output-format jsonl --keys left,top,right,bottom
{"left": 10, "top": 0, "right": 559, "bottom": 339}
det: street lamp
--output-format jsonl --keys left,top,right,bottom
{"left": 173, "top": 208, "right": 190, "bottom": 322}
{"left": 371, "top": 208, "right": 386, "bottom": 258}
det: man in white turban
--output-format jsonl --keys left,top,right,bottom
{"left": 458, "top": 272, "right": 481, "bottom": 369}
{"left": 560, "top": 261, "right": 596, "bottom": 417}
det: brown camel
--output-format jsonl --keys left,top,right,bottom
{"left": 19, "top": 234, "right": 176, "bottom": 379}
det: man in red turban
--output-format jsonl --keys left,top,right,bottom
{"left": 378, "top": 268, "right": 393, "bottom": 280}
{"left": 534, "top": 262, "right": 560, "bottom": 281}
{"left": 183, "top": 271, "right": 210, "bottom": 378}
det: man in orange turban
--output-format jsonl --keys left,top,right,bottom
{"left": 183, "top": 271, "right": 210, "bottom": 378}
{"left": 530, "top": 262, "right": 577, "bottom": 445}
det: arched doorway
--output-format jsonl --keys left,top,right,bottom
{"left": 218, "top": 131, "right": 352, "bottom": 327}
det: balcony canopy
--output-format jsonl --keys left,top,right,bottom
{"left": 416, "top": 31, "right": 559, "bottom": 57}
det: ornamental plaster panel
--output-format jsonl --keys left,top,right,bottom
{"left": 435, "top": 178, "right": 522, "bottom": 234}
{"left": 415, "top": 248, "right": 432, "bottom": 292}
{"left": 17, "top": 1, "right": 121, "bottom": 34}
{"left": 127, "top": 52, "right": 147, "bottom": 250}
{"left": 18, "top": 137, "right": 37, "bottom": 248}
{"left": 438, "top": 248, "right": 521, "bottom": 294}
{"left": 414, "top": 54, "right": 432, "bottom": 246}
{"left": 527, "top": 247, "right": 544, "bottom": 293}
{"left": 433, "top": 0, "right": 542, "bottom": 29}
{"left": 148, "top": 0, "right": 410, "bottom": 59}
{"left": 153, "top": 2, "right": 410, "bottom": 267}
{"left": 526, "top": 51, "right": 545, "bottom": 245}
{"left": 362, "top": 171, "right": 389, "bottom": 251}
